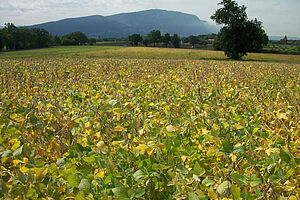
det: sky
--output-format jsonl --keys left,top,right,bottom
{"left": 0, "top": 0, "right": 299, "bottom": 36}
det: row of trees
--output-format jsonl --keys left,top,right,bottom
{"left": 182, "top": 34, "right": 216, "bottom": 48}
{"left": 129, "top": 31, "right": 219, "bottom": 49}
{"left": 0, "top": 23, "right": 97, "bottom": 51}
{"left": 128, "top": 30, "right": 181, "bottom": 48}
{"left": 60, "top": 32, "right": 96, "bottom": 46}
{"left": 0, "top": 23, "right": 51, "bottom": 51}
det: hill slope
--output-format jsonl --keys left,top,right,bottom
{"left": 107, "top": 9, "right": 218, "bottom": 36}
{"left": 30, "top": 9, "right": 219, "bottom": 38}
{"left": 30, "top": 15, "right": 135, "bottom": 38}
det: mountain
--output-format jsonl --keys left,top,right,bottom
{"left": 107, "top": 9, "right": 218, "bottom": 36}
{"left": 30, "top": 15, "right": 135, "bottom": 38}
{"left": 29, "top": 9, "right": 219, "bottom": 38}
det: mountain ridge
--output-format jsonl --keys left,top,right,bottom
{"left": 29, "top": 9, "right": 219, "bottom": 38}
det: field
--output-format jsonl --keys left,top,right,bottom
{"left": 0, "top": 47, "right": 300, "bottom": 199}
{"left": 1, "top": 46, "right": 300, "bottom": 64}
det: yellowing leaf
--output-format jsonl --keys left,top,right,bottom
{"left": 11, "top": 139, "right": 21, "bottom": 151}
{"left": 111, "top": 140, "right": 125, "bottom": 146}
{"left": 138, "top": 128, "right": 145, "bottom": 135}
{"left": 20, "top": 166, "right": 29, "bottom": 173}
{"left": 289, "top": 196, "right": 298, "bottom": 200}
{"left": 277, "top": 112, "right": 288, "bottom": 120}
{"left": 35, "top": 167, "right": 48, "bottom": 181}
{"left": 134, "top": 144, "right": 148, "bottom": 155}
{"left": 113, "top": 126, "right": 127, "bottom": 132}
{"left": 208, "top": 188, "right": 218, "bottom": 200}
{"left": 94, "top": 169, "right": 105, "bottom": 179}
{"left": 13, "top": 159, "right": 22, "bottom": 166}
{"left": 125, "top": 102, "right": 134, "bottom": 109}
{"left": 181, "top": 156, "right": 188, "bottom": 162}
{"left": 234, "top": 123, "right": 244, "bottom": 130}
{"left": 84, "top": 121, "right": 91, "bottom": 128}
{"left": 149, "top": 102, "right": 155, "bottom": 107}
{"left": 212, "top": 124, "right": 219, "bottom": 131}
{"left": 10, "top": 113, "right": 24, "bottom": 124}
{"left": 146, "top": 146, "right": 155, "bottom": 156}
{"left": 96, "top": 141, "right": 105, "bottom": 148}
{"left": 166, "top": 125, "right": 178, "bottom": 132}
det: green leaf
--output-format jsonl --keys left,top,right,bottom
{"left": 76, "top": 191, "right": 86, "bottom": 200}
{"left": 202, "top": 178, "right": 214, "bottom": 187}
{"left": 128, "top": 188, "right": 145, "bottom": 199}
{"left": 78, "top": 179, "right": 90, "bottom": 191}
{"left": 134, "top": 188, "right": 145, "bottom": 198}
{"left": 231, "top": 173, "right": 247, "bottom": 186}
{"left": 192, "top": 162, "right": 206, "bottom": 176}
{"left": 13, "top": 145, "right": 23, "bottom": 157}
{"left": 56, "top": 158, "right": 65, "bottom": 167}
{"left": 188, "top": 193, "right": 208, "bottom": 200}
{"left": 188, "top": 193, "right": 200, "bottom": 200}
{"left": 217, "top": 181, "right": 231, "bottom": 197}
{"left": 1, "top": 150, "right": 12, "bottom": 157}
{"left": 67, "top": 173, "right": 80, "bottom": 188}
{"left": 231, "top": 184, "right": 241, "bottom": 200}
{"left": 249, "top": 175, "right": 262, "bottom": 187}
{"left": 83, "top": 155, "right": 96, "bottom": 164}
{"left": 109, "top": 100, "right": 118, "bottom": 106}
{"left": 112, "top": 187, "right": 129, "bottom": 199}
{"left": 133, "top": 170, "right": 144, "bottom": 181}
{"left": 222, "top": 141, "right": 233, "bottom": 153}
{"left": 104, "top": 174, "right": 112, "bottom": 184}
{"left": 280, "top": 149, "right": 291, "bottom": 163}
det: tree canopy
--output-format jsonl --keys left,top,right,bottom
{"left": 211, "top": 0, "right": 268, "bottom": 59}
{"left": 61, "top": 32, "right": 88, "bottom": 45}
{"left": 171, "top": 34, "right": 181, "bottom": 48}
{"left": 0, "top": 23, "right": 51, "bottom": 51}
{"left": 128, "top": 34, "right": 143, "bottom": 46}
{"left": 188, "top": 35, "right": 199, "bottom": 48}
{"left": 148, "top": 30, "right": 161, "bottom": 47}
{"left": 162, "top": 33, "right": 171, "bottom": 47}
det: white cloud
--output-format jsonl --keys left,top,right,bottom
{"left": 0, "top": 0, "right": 299, "bottom": 36}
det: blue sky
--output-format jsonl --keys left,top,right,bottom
{"left": 0, "top": 0, "right": 299, "bottom": 36}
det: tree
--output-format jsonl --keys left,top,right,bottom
{"left": 188, "top": 35, "right": 199, "bottom": 48}
{"left": 0, "top": 23, "right": 53, "bottom": 51}
{"left": 148, "top": 30, "right": 161, "bottom": 47}
{"left": 142, "top": 38, "right": 150, "bottom": 47}
{"left": 51, "top": 36, "right": 62, "bottom": 46}
{"left": 128, "top": 34, "right": 143, "bottom": 46}
{"left": 61, "top": 37, "right": 75, "bottom": 46}
{"left": 3, "top": 23, "right": 18, "bottom": 50}
{"left": 162, "top": 33, "right": 171, "bottom": 47}
{"left": 88, "top": 38, "right": 97, "bottom": 45}
{"left": 62, "top": 32, "right": 88, "bottom": 45}
{"left": 32, "top": 28, "right": 51, "bottom": 48}
{"left": 280, "top": 35, "right": 288, "bottom": 44}
{"left": 211, "top": 0, "right": 268, "bottom": 59}
{"left": 213, "top": 35, "right": 222, "bottom": 50}
{"left": 16, "top": 27, "right": 35, "bottom": 49}
{"left": 171, "top": 34, "right": 181, "bottom": 48}
{"left": 0, "top": 29, "right": 5, "bottom": 50}
{"left": 70, "top": 32, "right": 88, "bottom": 45}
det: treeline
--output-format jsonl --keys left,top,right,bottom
{"left": 128, "top": 30, "right": 217, "bottom": 49}
{"left": 0, "top": 23, "right": 97, "bottom": 51}
{"left": 0, "top": 23, "right": 51, "bottom": 51}
{"left": 128, "top": 30, "right": 181, "bottom": 48}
